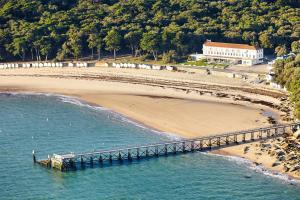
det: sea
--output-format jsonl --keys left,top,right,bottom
{"left": 1, "top": 93, "right": 300, "bottom": 200}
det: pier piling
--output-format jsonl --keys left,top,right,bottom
{"left": 36, "top": 122, "right": 300, "bottom": 172}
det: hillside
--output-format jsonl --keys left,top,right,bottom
{"left": 0, "top": 0, "right": 299, "bottom": 61}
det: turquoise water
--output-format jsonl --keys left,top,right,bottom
{"left": 1, "top": 93, "right": 300, "bottom": 200}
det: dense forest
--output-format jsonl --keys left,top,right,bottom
{"left": 273, "top": 54, "right": 300, "bottom": 119}
{"left": 0, "top": 0, "right": 299, "bottom": 62}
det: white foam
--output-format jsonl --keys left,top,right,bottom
{"left": 206, "top": 152, "right": 300, "bottom": 185}
{"left": 0, "top": 92, "right": 181, "bottom": 141}
{"left": 56, "top": 95, "right": 181, "bottom": 141}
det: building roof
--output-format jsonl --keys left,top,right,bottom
{"left": 204, "top": 41, "right": 260, "bottom": 50}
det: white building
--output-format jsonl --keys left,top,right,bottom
{"left": 202, "top": 41, "right": 264, "bottom": 66}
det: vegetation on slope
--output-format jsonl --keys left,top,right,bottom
{"left": 273, "top": 54, "right": 300, "bottom": 119}
{"left": 0, "top": 0, "right": 299, "bottom": 62}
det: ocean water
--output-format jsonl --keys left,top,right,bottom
{"left": 1, "top": 93, "right": 300, "bottom": 200}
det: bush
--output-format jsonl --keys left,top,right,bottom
{"left": 162, "top": 50, "right": 177, "bottom": 64}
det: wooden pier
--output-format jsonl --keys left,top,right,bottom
{"left": 35, "top": 122, "right": 300, "bottom": 171}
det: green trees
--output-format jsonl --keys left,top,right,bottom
{"left": 88, "top": 33, "right": 98, "bottom": 59}
{"left": 275, "top": 45, "right": 288, "bottom": 56}
{"left": 291, "top": 40, "right": 300, "bottom": 53}
{"left": 104, "top": 29, "right": 121, "bottom": 60}
{"left": 0, "top": 0, "right": 299, "bottom": 62}
{"left": 140, "top": 29, "right": 161, "bottom": 61}
{"left": 273, "top": 55, "right": 300, "bottom": 119}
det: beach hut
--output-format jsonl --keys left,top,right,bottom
{"left": 166, "top": 65, "right": 177, "bottom": 71}
{"left": 88, "top": 62, "right": 96, "bottom": 67}
{"left": 116, "top": 63, "right": 121, "bottom": 68}
{"left": 68, "top": 62, "right": 74, "bottom": 67}
{"left": 152, "top": 65, "right": 162, "bottom": 70}
{"left": 112, "top": 63, "right": 116, "bottom": 67}
{"left": 0, "top": 64, "right": 3, "bottom": 69}
{"left": 145, "top": 65, "right": 152, "bottom": 70}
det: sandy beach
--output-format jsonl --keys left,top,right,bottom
{"left": 0, "top": 66, "right": 296, "bottom": 178}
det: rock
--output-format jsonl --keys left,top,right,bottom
{"left": 253, "top": 162, "right": 261, "bottom": 166}
{"left": 273, "top": 144, "right": 281, "bottom": 150}
{"left": 272, "top": 161, "right": 281, "bottom": 167}
{"left": 286, "top": 153, "right": 297, "bottom": 161}
{"left": 290, "top": 165, "right": 300, "bottom": 172}
{"left": 293, "top": 130, "right": 300, "bottom": 139}
{"left": 269, "top": 150, "right": 276, "bottom": 156}
{"left": 283, "top": 165, "right": 290, "bottom": 172}
{"left": 277, "top": 155, "right": 285, "bottom": 161}
{"left": 260, "top": 143, "right": 272, "bottom": 149}
{"left": 244, "top": 146, "right": 250, "bottom": 154}
{"left": 276, "top": 150, "right": 285, "bottom": 157}
{"left": 280, "top": 143, "right": 289, "bottom": 150}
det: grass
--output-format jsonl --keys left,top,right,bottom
{"left": 182, "top": 60, "right": 229, "bottom": 69}
{"left": 102, "top": 55, "right": 229, "bottom": 69}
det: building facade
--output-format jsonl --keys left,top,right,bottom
{"left": 202, "top": 41, "right": 264, "bottom": 66}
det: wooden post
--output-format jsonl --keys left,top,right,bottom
{"left": 191, "top": 141, "right": 194, "bottom": 151}
{"left": 109, "top": 153, "right": 112, "bottom": 164}
{"left": 251, "top": 132, "right": 254, "bottom": 140}
{"left": 267, "top": 129, "right": 270, "bottom": 138}
{"left": 90, "top": 157, "right": 93, "bottom": 167}
{"left": 242, "top": 133, "right": 246, "bottom": 142}
{"left": 32, "top": 150, "right": 36, "bottom": 163}
{"left": 128, "top": 150, "right": 132, "bottom": 161}
{"left": 99, "top": 155, "right": 103, "bottom": 164}
{"left": 146, "top": 148, "right": 149, "bottom": 157}
{"left": 200, "top": 140, "right": 203, "bottom": 150}
{"left": 217, "top": 137, "right": 220, "bottom": 146}
{"left": 173, "top": 143, "right": 177, "bottom": 154}
{"left": 225, "top": 136, "right": 229, "bottom": 145}
{"left": 118, "top": 151, "right": 122, "bottom": 162}
{"left": 234, "top": 135, "right": 238, "bottom": 144}
{"left": 182, "top": 142, "right": 186, "bottom": 153}
{"left": 208, "top": 139, "right": 212, "bottom": 149}
{"left": 47, "top": 155, "right": 51, "bottom": 168}
{"left": 137, "top": 148, "right": 140, "bottom": 159}
{"left": 155, "top": 146, "right": 159, "bottom": 157}
{"left": 81, "top": 156, "right": 85, "bottom": 168}
{"left": 164, "top": 144, "right": 168, "bottom": 155}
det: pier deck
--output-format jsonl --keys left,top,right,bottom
{"left": 35, "top": 122, "right": 300, "bottom": 171}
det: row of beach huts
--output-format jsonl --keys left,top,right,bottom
{"left": 111, "top": 62, "right": 177, "bottom": 71}
{"left": 0, "top": 62, "right": 95, "bottom": 69}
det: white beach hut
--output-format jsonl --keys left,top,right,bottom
{"left": 152, "top": 65, "right": 162, "bottom": 70}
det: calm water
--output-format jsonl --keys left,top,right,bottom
{"left": 1, "top": 93, "right": 300, "bottom": 200}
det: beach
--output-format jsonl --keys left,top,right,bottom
{"left": 0, "top": 66, "right": 296, "bottom": 178}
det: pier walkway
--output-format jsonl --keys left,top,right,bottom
{"left": 36, "top": 122, "right": 300, "bottom": 171}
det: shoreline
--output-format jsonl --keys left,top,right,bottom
{"left": 4, "top": 90, "right": 300, "bottom": 182}
{"left": 0, "top": 67, "right": 296, "bottom": 181}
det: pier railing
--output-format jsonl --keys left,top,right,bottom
{"left": 35, "top": 122, "right": 300, "bottom": 171}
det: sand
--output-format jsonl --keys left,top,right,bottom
{"left": 0, "top": 67, "right": 292, "bottom": 178}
